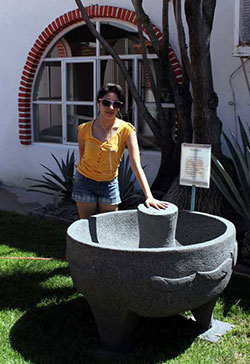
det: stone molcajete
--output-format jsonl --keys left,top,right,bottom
{"left": 66, "top": 203, "right": 237, "bottom": 352}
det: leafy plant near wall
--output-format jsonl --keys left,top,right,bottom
{"left": 211, "top": 117, "right": 250, "bottom": 258}
{"left": 211, "top": 117, "right": 250, "bottom": 224}
{"left": 118, "top": 152, "right": 145, "bottom": 210}
{"left": 27, "top": 151, "right": 75, "bottom": 204}
{"left": 27, "top": 150, "right": 144, "bottom": 208}
{"left": 118, "top": 153, "right": 135, "bottom": 202}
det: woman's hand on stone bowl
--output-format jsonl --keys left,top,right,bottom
{"left": 145, "top": 198, "right": 168, "bottom": 210}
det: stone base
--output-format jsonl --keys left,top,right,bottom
{"left": 198, "top": 319, "right": 233, "bottom": 343}
{"left": 94, "top": 316, "right": 233, "bottom": 359}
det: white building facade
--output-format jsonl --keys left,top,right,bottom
{"left": 0, "top": 0, "right": 249, "bottom": 192}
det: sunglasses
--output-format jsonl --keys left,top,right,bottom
{"left": 100, "top": 99, "right": 123, "bottom": 109}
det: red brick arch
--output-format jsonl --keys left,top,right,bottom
{"left": 18, "top": 5, "right": 182, "bottom": 145}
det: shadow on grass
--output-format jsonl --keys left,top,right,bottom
{"left": 10, "top": 295, "right": 201, "bottom": 364}
{"left": 10, "top": 297, "right": 100, "bottom": 364}
{"left": 0, "top": 266, "right": 74, "bottom": 311}
{"left": 225, "top": 274, "right": 250, "bottom": 299}
{"left": 221, "top": 274, "right": 250, "bottom": 316}
{"left": 6, "top": 268, "right": 250, "bottom": 363}
{"left": 0, "top": 210, "right": 67, "bottom": 259}
{"left": 129, "top": 315, "right": 201, "bottom": 364}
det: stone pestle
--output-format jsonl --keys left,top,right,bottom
{"left": 137, "top": 203, "right": 178, "bottom": 248}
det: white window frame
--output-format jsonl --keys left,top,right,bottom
{"left": 62, "top": 58, "right": 97, "bottom": 144}
{"left": 32, "top": 20, "right": 159, "bottom": 146}
{"left": 233, "top": 0, "right": 250, "bottom": 57}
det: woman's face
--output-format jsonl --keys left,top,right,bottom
{"left": 98, "top": 92, "right": 122, "bottom": 121}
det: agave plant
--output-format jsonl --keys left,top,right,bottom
{"left": 118, "top": 152, "right": 146, "bottom": 209}
{"left": 118, "top": 152, "right": 136, "bottom": 202}
{"left": 28, "top": 149, "right": 143, "bottom": 208}
{"left": 211, "top": 117, "right": 250, "bottom": 225}
{"left": 27, "top": 150, "right": 75, "bottom": 203}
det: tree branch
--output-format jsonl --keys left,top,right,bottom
{"left": 133, "top": 0, "right": 164, "bottom": 121}
{"left": 132, "top": 0, "right": 161, "bottom": 57}
{"left": 75, "top": 0, "right": 135, "bottom": 99}
{"left": 161, "top": 0, "right": 178, "bottom": 90}
{"left": 173, "top": 0, "right": 192, "bottom": 83}
{"left": 162, "top": 1, "right": 193, "bottom": 144}
{"left": 75, "top": 0, "right": 161, "bottom": 138}
{"left": 161, "top": 1, "right": 182, "bottom": 98}
{"left": 202, "top": 0, "right": 217, "bottom": 34}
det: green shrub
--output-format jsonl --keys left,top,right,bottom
{"left": 211, "top": 117, "right": 250, "bottom": 225}
{"left": 27, "top": 149, "right": 143, "bottom": 207}
{"left": 27, "top": 151, "right": 75, "bottom": 203}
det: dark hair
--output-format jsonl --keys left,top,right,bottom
{"left": 96, "top": 83, "right": 125, "bottom": 103}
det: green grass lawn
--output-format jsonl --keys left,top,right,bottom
{"left": 0, "top": 210, "right": 249, "bottom": 364}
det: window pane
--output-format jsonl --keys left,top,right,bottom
{"left": 46, "top": 26, "right": 97, "bottom": 58}
{"left": 33, "top": 104, "right": 62, "bottom": 143}
{"left": 66, "top": 63, "right": 93, "bottom": 101}
{"left": 100, "top": 23, "right": 153, "bottom": 55}
{"left": 33, "top": 62, "right": 61, "bottom": 101}
{"left": 138, "top": 59, "right": 160, "bottom": 149}
{"left": 64, "top": 24, "right": 96, "bottom": 57}
{"left": 45, "top": 43, "right": 61, "bottom": 58}
{"left": 67, "top": 105, "right": 93, "bottom": 143}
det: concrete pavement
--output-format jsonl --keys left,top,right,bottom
{"left": 0, "top": 184, "right": 52, "bottom": 215}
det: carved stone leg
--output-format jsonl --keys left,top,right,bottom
{"left": 90, "top": 303, "right": 138, "bottom": 352}
{"left": 191, "top": 297, "right": 218, "bottom": 330}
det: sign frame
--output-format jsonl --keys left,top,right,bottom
{"left": 179, "top": 143, "right": 212, "bottom": 189}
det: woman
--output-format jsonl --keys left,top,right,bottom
{"left": 72, "top": 83, "right": 168, "bottom": 219}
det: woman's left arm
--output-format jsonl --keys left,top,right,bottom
{"left": 126, "top": 131, "right": 168, "bottom": 210}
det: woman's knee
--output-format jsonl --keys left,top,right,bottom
{"left": 98, "top": 203, "right": 118, "bottom": 214}
{"left": 76, "top": 201, "right": 97, "bottom": 219}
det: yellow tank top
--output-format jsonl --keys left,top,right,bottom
{"left": 77, "top": 119, "right": 136, "bottom": 181}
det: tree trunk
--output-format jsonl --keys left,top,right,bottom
{"left": 173, "top": 86, "right": 193, "bottom": 143}
{"left": 75, "top": 0, "right": 223, "bottom": 196}
{"left": 185, "top": 0, "right": 222, "bottom": 156}
{"left": 151, "top": 143, "right": 181, "bottom": 197}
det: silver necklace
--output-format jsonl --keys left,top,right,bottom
{"left": 99, "top": 120, "right": 114, "bottom": 141}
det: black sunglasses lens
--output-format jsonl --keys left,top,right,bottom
{"left": 102, "top": 99, "right": 111, "bottom": 107}
{"left": 101, "top": 99, "right": 122, "bottom": 109}
{"left": 113, "top": 102, "right": 122, "bottom": 109}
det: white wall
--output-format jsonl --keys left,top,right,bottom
{"left": 0, "top": 0, "right": 77, "bottom": 188}
{"left": 0, "top": 0, "right": 248, "bottom": 195}
{"left": 211, "top": 0, "right": 250, "bottom": 137}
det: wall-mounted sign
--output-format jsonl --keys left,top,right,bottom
{"left": 180, "top": 143, "right": 211, "bottom": 188}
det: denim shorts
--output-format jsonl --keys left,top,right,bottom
{"left": 72, "top": 170, "right": 121, "bottom": 205}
